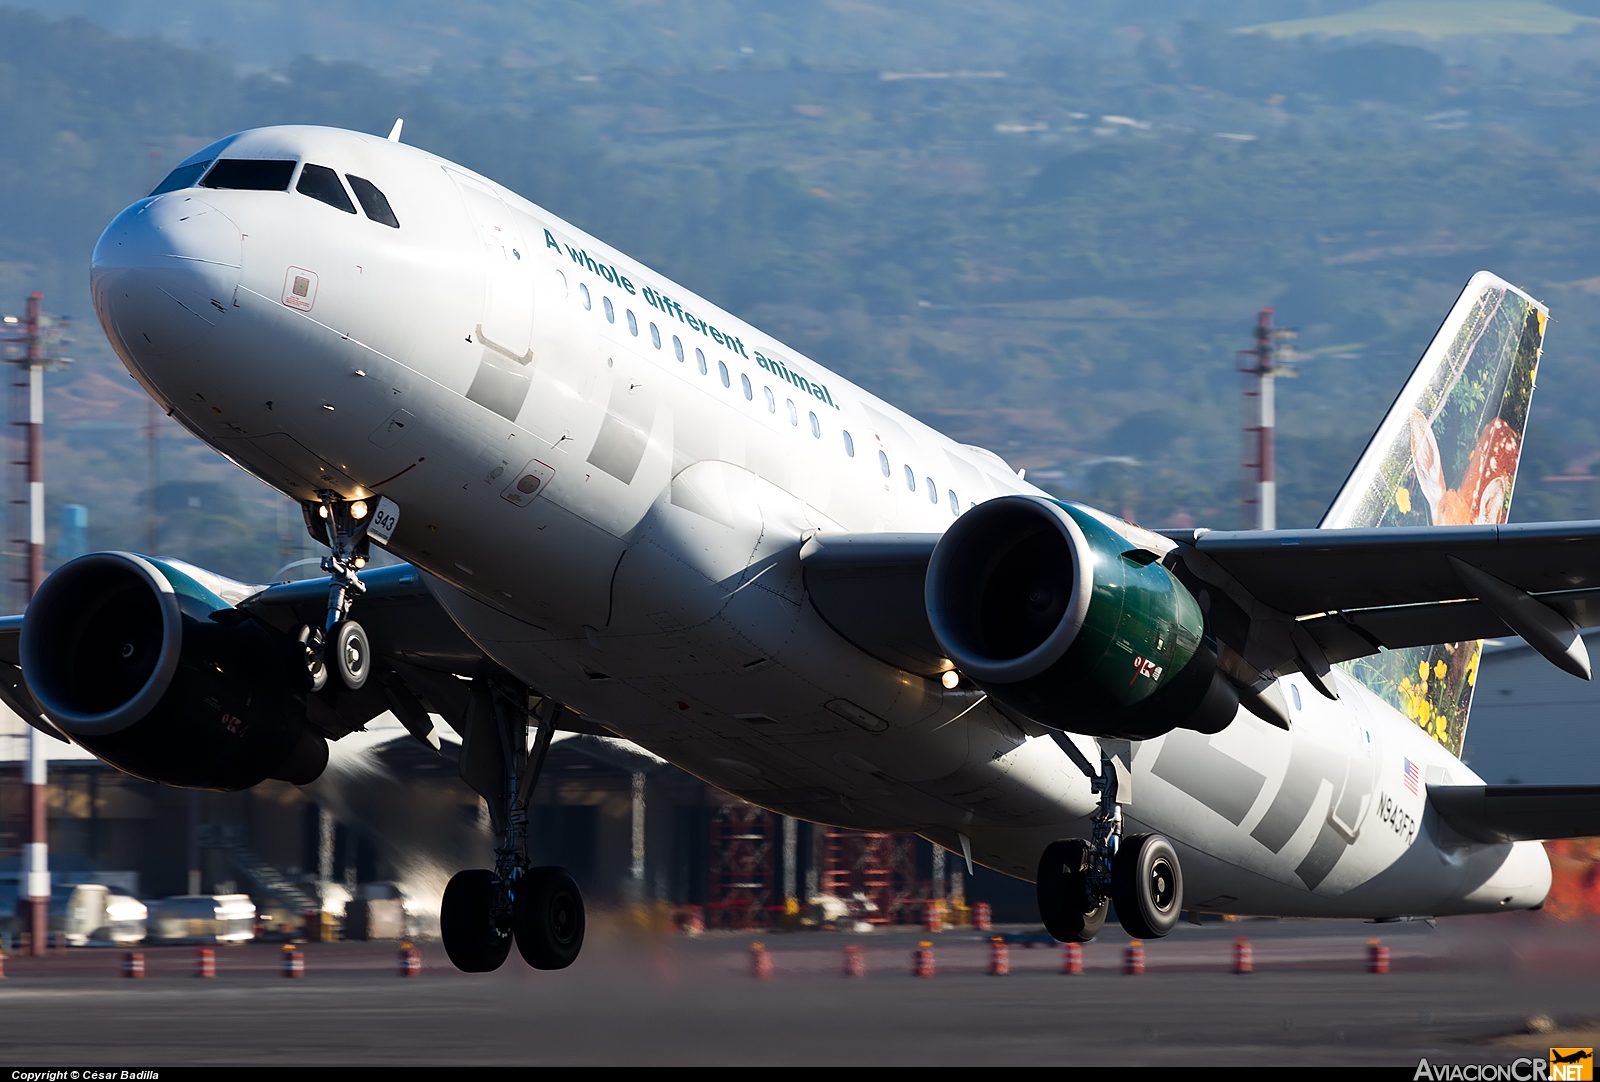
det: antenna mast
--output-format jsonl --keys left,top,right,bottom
{"left": 1239, "top": 308, "right": 1298, "bottom": 530}
{"left": 1, "top": 293, "right": 70, "bottom": 956}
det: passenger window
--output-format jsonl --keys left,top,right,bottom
{"left": 604, "top": 297, "right": 615, "bottom": 323}
{"left": 764, "top": 386, "right": 775, "bottom": 413}
{"left": 296, "top": 164, "right": 356, "bottom": 213}
{"left": 695, "top": 348, "right": 707, "bottom": 375}
{"left": 926, "top": 478, "right": 937, "bottom": 503}
{"left": 843, "top": 431, "right": 855, "bottom": 457}
{"left": 786, "top": 400, "right": 798, "bottom": 426}
{"left": 580, "top": 283, "right": 592, "bottom": 310}
{"left": 809, "top": 412, "right": 821, "bottom": 438}
{"left": 718, "top": 361, "right": 730, "bottom": 388}
{"left": 673, "top": 335, "right": 684, "bottom": 361}
{"left": 346, "top": 174, "right": 400, "bottom": 227}
{"left": 904, "top": 465, "right": 915, "bottom": 491}
{"left": 650, "top": 323, "right": 661, "bottom": 349}
{"left": 741, "top": 373, "right": 753, "bottom": 400}
{"left": 948, "top": 490, "right": 959, "bottom": 514}
{"left": 149, "top": 160, "right": 213, "bottom": 196}
{"left": 201, "top": 159, "right": 296, "bottom": 191}
{"left": 627, "top": 310, "right": 638, "bottom": 336}
{"left": 878, "top": 450, "right": 890, "bottom": 477}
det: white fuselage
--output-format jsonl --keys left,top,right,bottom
{"left": 89, "top": 125, "right": 1549, "bottom": 917}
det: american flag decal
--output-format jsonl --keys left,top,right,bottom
{"left": 1403, "top": 757, "right": 1421, "bottom": 796}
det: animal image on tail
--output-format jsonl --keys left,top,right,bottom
{"left": 1321, "top": 272, "right": 1545, "bottom": 755}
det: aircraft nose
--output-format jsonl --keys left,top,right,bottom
{"left": 91, "top": 194, "right": 243, "bottom": 361}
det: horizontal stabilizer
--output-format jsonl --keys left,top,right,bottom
{"left": 1428, "top": 783, "right": 1600, "bottom": 843}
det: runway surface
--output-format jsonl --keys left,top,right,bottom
{"left": 3, "top": 914, "right": 1599, "bottom": 1066}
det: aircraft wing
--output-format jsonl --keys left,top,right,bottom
{"left": 1428, "top": 783, "right": 1600, "bottom": 843}
{"left": 1162, "top": 520, "right": 1600, "bottom": 616}
{"left": 1160, "top": 520, "right": 1600, "bottom": 680}
{"left": 801, "top": 519, "right": 1600, "bottom": 688}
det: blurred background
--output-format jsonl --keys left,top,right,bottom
{"left": 6, "top": 0, "right": 1600, "bottom": 947}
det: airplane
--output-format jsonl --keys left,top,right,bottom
{"left": 5, "top": 121, "right": 1600, "bottom": 973}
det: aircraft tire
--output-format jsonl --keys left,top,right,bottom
{"left": 1112, "top": 832, "right": 1183, "bottom": 940}
{"left": 1036, "top": 839, "right": 1108, "bottom": 942}
{"left": 297, "top": 625, "right": 328, "bottom": 692}
{"left": 328, "top": 619, "right": 370, "bottom": 690}
{"left": 514, "top": 866, "right": 586, "bottom": 970}
{"left": 441, "top": 869, "right": 512, "bottom": 973}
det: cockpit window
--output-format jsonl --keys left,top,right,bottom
{"left": 201, "top": 159, "right": 296, "bottom": 191}
{"left": 149, "top": 160, "right": 213, "bottom": 197}
{"left": 346, "top": 175, "right": 400, "bottom": 228}
{"left": 296, "top": 164, "right": 356, "bottom": 214}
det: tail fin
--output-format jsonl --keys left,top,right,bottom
{"left": 1322, "top": 271, "right": 1547, "bottom": 756}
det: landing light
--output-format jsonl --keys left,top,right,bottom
{"left": 352, "top": 556, "right": 367, "bottom": 569}
{"left": 350, "top": 500, "right": 369, "bottom": 520}
{"left": 941, "top": 670, "right": 960, "bottom": 689}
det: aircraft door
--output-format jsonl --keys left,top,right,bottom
{"left": 448, "top": 169, "right": 535, "bottom": 365}
{"left": 1326, "top": 691, "right": 1378, "bottom": 844}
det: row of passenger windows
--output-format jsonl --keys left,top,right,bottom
{"left": 578, "top": 278, "right": 971, "bottom": 516}
{"left": 149, "top": 158, "right": 400, "bottom": 228}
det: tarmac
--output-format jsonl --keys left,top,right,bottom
{"left": 3, "top": 914, "right": 1600, "bottom": 1066}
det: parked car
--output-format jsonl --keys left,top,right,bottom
{"left": 149, "top": 895, "right": 256, "bottom": 944}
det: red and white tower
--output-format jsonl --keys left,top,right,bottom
{"left": 1239, "top": 308, "right": 1297, "bottom": 530}
{"left": 3, "top": 293, "right": 69, "bottom": 955}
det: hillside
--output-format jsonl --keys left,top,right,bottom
{"left": 6, "top": 5, "right": 1600, "bottom": 585}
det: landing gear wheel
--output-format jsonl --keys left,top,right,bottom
{"left": 1036, "top": 838, "right": 1108, "bottom": 943}
{"left": 297, "top": 625, "right": 328, "bottom": 693}
{"left": 441, "top": 869, "right": 512, "bottom": 972}
{"left": 328, "top": 619, "right": 370, "bottom": 690}
{"left": 1112, "top": 832, "right": 1183, "bottom": 940}
{"left": 514, "top": 866, "right": 586, "bottom": 970}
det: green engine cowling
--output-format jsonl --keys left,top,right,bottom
{"left": 925, "top": 495, "right": 1238, "bottom": 739}
{"left": 20, "top": 552, "right": 327, "bottom": 790}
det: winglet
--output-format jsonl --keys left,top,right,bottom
{"left": 387, "top": 118, "right": 404, "bottom": 143}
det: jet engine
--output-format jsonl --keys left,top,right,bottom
{"left": 20, "top": 552, "right": 327, "bottom": 790}
{"left": 925, "top": 496, "right": 1238, "bottom": 739}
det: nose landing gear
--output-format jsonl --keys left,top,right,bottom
{"left": 308, "top": 492, "right": 372, "bottom": 692}
{"left": 1039, "top": 739, "right": 1184, "bottom": 942}
{"left": 438, "top": 689, "right": 587, "bottom": 973}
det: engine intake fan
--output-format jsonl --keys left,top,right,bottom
{"left": 925, "top": 496, "right": 1238, "bottom": 739}
{"left": 21, "top": 552, "right": 326, "bottom": 789}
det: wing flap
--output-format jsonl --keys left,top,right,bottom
{"left": 1429, "top": 783, "right": 1600, "bottom": 843}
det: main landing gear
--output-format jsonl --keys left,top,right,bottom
{"left": 440, "top": 690, "right": 586, "bottom": 973}
{"left": 1037, "top": 741, "right": 1183, "bottom": 942}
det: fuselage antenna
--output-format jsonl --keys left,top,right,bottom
{"left": 387, "top": 118, "right": 404, "bottom": 143}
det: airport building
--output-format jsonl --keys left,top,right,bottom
{"left": 0, "top": 710, "right": 994, "bottom": 939}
